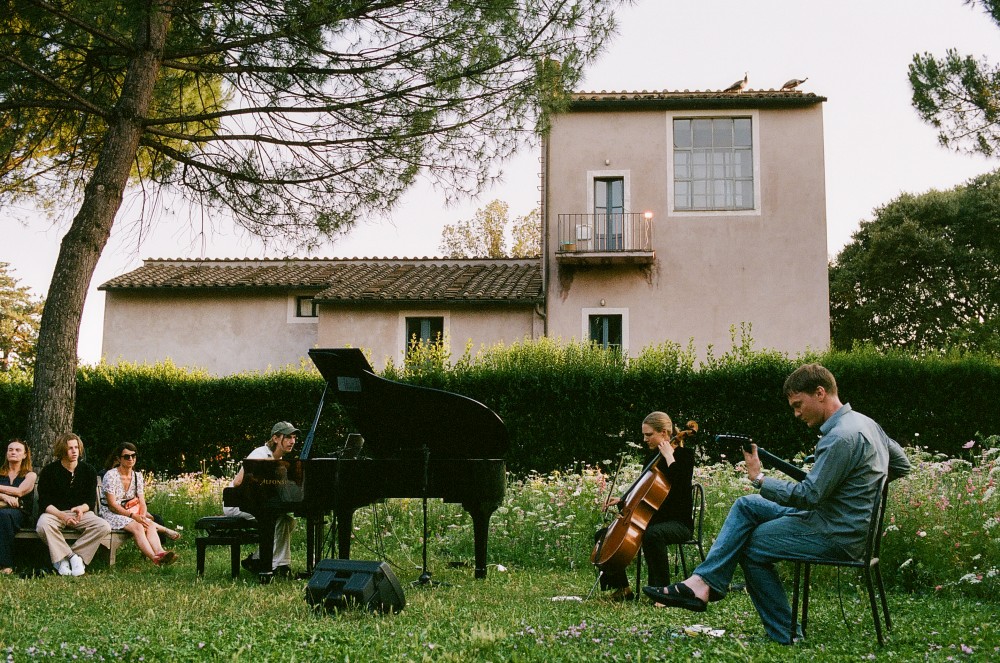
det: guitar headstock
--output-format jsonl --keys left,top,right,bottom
{"left": 715, "top": 433, "right": 754, "bottom": 454}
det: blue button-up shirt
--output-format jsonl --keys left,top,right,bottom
{"left": 760, "top": 403, "right": 911, "bottom": 557}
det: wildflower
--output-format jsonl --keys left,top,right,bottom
{"left": 917, "top": 530, "right": 927, "bottom": 537}
{"left": 961, "top": 644, "right": 974, "bottom": 654}
{"left": 899, "top": 558, "right": 912, "bottom": 569}
{"left": 963, "top": 441, "right": 976, "bottom": 449}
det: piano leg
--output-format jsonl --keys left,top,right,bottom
{"left": 463, "top": 499, "right": 501, "bottom": 579}
{"left": 306, "top": 514, "right": 325, "bottom": 572}
{"left": 256, "top": 514, "right": 276, "bottom": 584}
{"left": 336, "top": 508, "right": 355, "bottom": 560}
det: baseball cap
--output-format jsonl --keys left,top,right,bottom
{"left": 271, "top": 421, "right": 300, "bottom": 436}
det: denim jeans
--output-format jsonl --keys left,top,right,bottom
{"left": 693, "top": 494, "right": 850, "bottom": 643}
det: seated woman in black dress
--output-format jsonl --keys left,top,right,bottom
{"left": 594, "top": 411, "right": 696, "bottom": 601}
{"left": 1, "top": 438, "right": 37, "bottom": 575}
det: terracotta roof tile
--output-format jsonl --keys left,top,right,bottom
{"left": 314, "top": 262, "right": 543, "bottom": 303}
{"left": 569, "top": 88, "right": 825, "bottom": 111}
{"left": 99, "top": 258, "right": 543, "bottom": 304}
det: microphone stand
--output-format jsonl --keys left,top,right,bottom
{"left": 413, "top": 444, "right": 447, "bottom": 588}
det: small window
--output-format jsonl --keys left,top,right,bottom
{"left": 405, "top": 316, "right": 444, "bottom": 355}
{"left": 296, "top": 296, "right": 318, "bottom": 318}
{"left": 589, "top": 314, "right": 623, "bottom": 351}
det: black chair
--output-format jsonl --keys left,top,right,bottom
{"left": 635, "top": 482, "right": 706, "bottom": 595}
{"left": 789, "top": 477, "right": 892, "bottom": 646}
{"left": 675, "top": 482, "right": 706, "bottom": 576}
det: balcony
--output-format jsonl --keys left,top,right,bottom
{"left": 555, "top": 213, "right": 655, "bottom": 265}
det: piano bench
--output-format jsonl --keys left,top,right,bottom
{"left": 195, "top": 516, "right": 260, "bottom": 578}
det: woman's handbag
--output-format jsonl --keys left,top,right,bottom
{"left": 121, "top": 497, "right": 140, "bottom": 515}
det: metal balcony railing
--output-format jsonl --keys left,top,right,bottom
{"left": 556, "top": 213, "right": 653, "bottom": 253}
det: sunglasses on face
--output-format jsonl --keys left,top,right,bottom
{"left": 121, "top": 453, "right": 137, "bottom": 460}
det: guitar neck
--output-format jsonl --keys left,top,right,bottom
{"left": 757, "top": 447, "right": 807, "bottom": 482}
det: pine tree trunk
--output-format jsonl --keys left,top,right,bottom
{"left": 26, "top": 3, "right": 172, "bottom": 463}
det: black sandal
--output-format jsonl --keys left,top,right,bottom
{"left": 642, "top": 583, "right": 708, "bottom": 612}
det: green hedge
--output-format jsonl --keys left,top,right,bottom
{"left": 1, "top": 341, "right": 998, "bottom": 474}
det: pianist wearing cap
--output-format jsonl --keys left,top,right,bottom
{"left": 223, "top": 421, "right": 299, "bottom": 577}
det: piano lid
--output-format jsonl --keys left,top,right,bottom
{"left": 309, "top": 348, "right": 509, "bottom": 459}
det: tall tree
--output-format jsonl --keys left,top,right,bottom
{"left": 1, "top": 0, "right": 623, "bottom": 461}
{"left": 511, "top": 207, "right": 542, "bottom": 258}
{"left": 439, "top": 199, "right": 540, "bottom": 258}
{"left": 0, "top": 262, "right": 44, "bottom": 371}
{"left": 909, "top": 0, "right": 1000, "bottom": 155}
{"left": 829, "top": 171, "right": 1000, "bottom": 354}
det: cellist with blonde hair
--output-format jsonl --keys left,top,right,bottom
{"left": 593, "top": 411, "right": 697, "bottom": 601}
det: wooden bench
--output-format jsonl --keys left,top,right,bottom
{"left": 15, "top": 527, "right": 131, "bottom": 566}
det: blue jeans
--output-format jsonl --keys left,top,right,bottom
{"left": 693, "top": 494, "right": 850, "bottom": 643}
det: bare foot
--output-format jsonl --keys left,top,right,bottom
{"left": 683, "top": 575, "right": 712, "bottom": 604}
{"left": 164, "top": 528, "right": 181, "bottom": 541}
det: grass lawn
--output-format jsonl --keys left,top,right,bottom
{"left": 1, "top": 547, "right": 996, "bottom": 662}
{"left": 4, "top": 443, "right": 997, "bottom": 661}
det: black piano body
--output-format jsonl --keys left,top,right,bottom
{"left": 224, "top": 348, "right": 508, "bottom": 581}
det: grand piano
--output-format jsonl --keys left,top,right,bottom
{"left": 223, "top": 348, "right": 509, "bottom": 582}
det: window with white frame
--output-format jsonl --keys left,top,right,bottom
{"left": 585, "top": 170, "right": 631, "bottom": 250}
{"left": 582, "top": 307, "right": 629, "bottom": 354}
{"left": 594, "top": 177, "right": 625, "bottom": 250}
{"left": 295, "top": 295, "right": 318, "bottom": 318}
{"left": 287, "top": 293, "right": 319, "bottom": 323}
{"left": 673, "top": 117, "right": 754, "bottom": 211}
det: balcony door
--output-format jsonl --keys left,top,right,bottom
{"left": 594, "top": 177, "right": 624, "bottom": 250}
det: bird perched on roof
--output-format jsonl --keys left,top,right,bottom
{"left": 780, "top": 77, "right": 808, "bottom": 91}
{"left": 723, "top": 72, "right": 748, "bottom": 93}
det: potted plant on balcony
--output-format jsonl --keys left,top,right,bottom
{"left": 560, "top": 241, "right": 577, "bottom": 252}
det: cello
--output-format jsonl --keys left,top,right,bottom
{"left": 591, "top": 420, "right": 699, "bottom": 577}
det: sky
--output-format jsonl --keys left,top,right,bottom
{"left": 4, "top": 0, "right": 999, "bottom": 364}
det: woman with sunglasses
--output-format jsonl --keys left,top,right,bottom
{"left": 99, "top": 443, "right": 176, "bottom": 566}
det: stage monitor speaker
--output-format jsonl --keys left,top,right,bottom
{"left": 305, "top": 559, "right": 406, "bottom": 614}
